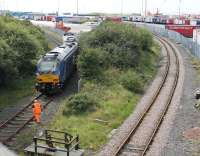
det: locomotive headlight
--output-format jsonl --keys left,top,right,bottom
{"left": 37, "top": 78, "right": 42, "bottom": 81}
{"left": 53, "top": 78, "right": 59, "bottom": 82}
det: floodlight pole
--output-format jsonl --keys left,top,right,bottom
{"left": 77, "top": 0, "right": 79, "bottom": 15}
{"left": 178, "top": 0, "right": 181, "bottom": 18}
{"left": 57, "top": 0, "right": 60, "bottom": 16}
{"left": 145, "top": 0, "right": 147, "bottom": 17}
{"left": 142, "top": 0, "right": 144, "bottom": 16}
{"left": 121, "top": 0, "right": 123, "bottom": 16}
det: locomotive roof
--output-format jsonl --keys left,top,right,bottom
{"left": 46, "top": 42, "right": 78, "bottom": 61}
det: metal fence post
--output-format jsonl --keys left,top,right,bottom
{"left": 67, "top": 145, "right": 69, "bottom": 156}
{"left": 33, "top": 137, "right": 38, "bottom": 156}
{"left": 75, "top": 135, "right": 79, "bottom": 150}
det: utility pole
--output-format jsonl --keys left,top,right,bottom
{"left": 142, "top": 0, "right": 144, "bottom": 16}
{"left": 57, "top": 0, "right": 60, "bottom": 16}
{"left": 77, "top": 0, "right": 79, "bottom": 15}
{"left": 144, "top": 0, "right": 147, "bottom": 17}
{"left": 178, "top": 0, "right": 181, "bottom": 18}
{"left": 121, "top": 0, "right": 123, "bottom": 16}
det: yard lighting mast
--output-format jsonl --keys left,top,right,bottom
{"left": 121, "top": 0, "right": 123, "bottom": 16}
{"left": 144, "top": 0, "right": 147, "bottom": 17}
{"left": 178, "top": 0, "right": 181, "bottom": 18}
{"left": 57, "top": 0, "right": 60, "bottom": 16}
{"left": 142, "top": 0, "right": 144, "bottom": 16}
{"left": 77, "top": 0, "right": 79, "bottom": 15}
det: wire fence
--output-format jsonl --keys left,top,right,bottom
{"left": 137, "top": 23, "right": 200, "bottom": 58}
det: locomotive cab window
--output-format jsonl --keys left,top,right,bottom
{"left": 39, "top": 57, "right": 59, "bottom": 73}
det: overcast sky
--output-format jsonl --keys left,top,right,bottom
{"left": 0, "top": 0, "right": 199, "bottom": 15}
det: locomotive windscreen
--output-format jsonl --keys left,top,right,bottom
{"left": 38, "top": 57, "right": 59, "bottom": 73}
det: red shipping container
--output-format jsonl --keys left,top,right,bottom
{"left": 184, "top": 20, "right": 190, "bottom": 25}
{"left": 47, "top": 16, "right": 55, "bottom": 21}
{"left": 166, "top": 25, "right": 200, "bottom": 38}
{"left": 167, "top": 19, "right": 174, "bottom": 25}
{"left": 106, "top": 17, "right": 122, "bottom": 23}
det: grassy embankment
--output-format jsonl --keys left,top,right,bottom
{"left": 192, "top": 56, "right": 200, "bottom": 77}
{"left": 50, "top": 22, "right": 161, "bottom": 152}
{"left": 0, "top": 16, "right": 49, "bottom": 109}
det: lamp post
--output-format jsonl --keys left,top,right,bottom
{"left": 142, "top": 0, "right": 144, "bottom": 16}
{"left": 77, "top": 0, "right": 79, "bottom": 15}
{"left": 57, "top": 0, "right": 60, "bottom": 16}
{"left": 121, "top": 0, "right": 123, "bottom": 16}
{"left": 178, "top": 0, "right": 181, "bottom": 18}
{"left": 144, "top": 0, "right": 147, "bottom": 17}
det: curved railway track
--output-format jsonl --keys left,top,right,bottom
{"left": 0, "top": 94, "right": 53, "bottom": 146}
{"left": 110, "top": 36, "right": 180, "bottom": 156}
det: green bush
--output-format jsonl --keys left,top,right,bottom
{"left": 0, "top": 39, "right": 18, "bottom": 85}
{"left": 120, "top": 71, "right": 144, "bottom": 93}
{"left": 78, "top": 48, "right": 105, "bottom": 81}
{"left": 63, "top": 92, "right": 99, "bottom": 115}
{"left": 0, "top": 16, "right": 48, "bottom": 86}
{"left": 78, "top": 21, "right": 154, "bottom": 81}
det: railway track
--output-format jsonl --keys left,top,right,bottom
{"left": 42, "top": 27, "right": 63, "bottom": 46}
{"left": 109, "top": 36, "right": 180, "bottom": 156}
{"left": 0, "top": 94, "right": 53, "bottom": 146}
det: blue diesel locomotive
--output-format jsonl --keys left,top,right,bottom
{"left": 35, "top": 41, "right": 78, "bottom": 94}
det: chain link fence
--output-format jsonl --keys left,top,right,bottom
{"left": 137, "top": 23, "right": 200, "bottom": 58}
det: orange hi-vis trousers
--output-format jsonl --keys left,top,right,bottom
{"left": 34, "top": 113, "right": 41, "bottom": 123}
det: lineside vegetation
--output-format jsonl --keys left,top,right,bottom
{"left": 0, "top": 16, "right": 48, "bottom": 108}
{"left": 51, "top": 21, "right": 160, "bottom": 151}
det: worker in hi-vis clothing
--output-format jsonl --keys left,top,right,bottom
{"left": 32, "top": 99, "right": 42, "bottom": 123}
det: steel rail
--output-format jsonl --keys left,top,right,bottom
{"left": 43, "top": 28, "right": 62, "bottom": 46}
{"left": 140, "top": 37, "right": 180, "bottom": 156}
{"left": 112, "top": 36, "right": 172, "bottom": 156}
{"left": 0, "top": 93, "right": 43, "bottom": 129}
{"left": 2, "top": 99, "right": 53, "bottom": 144}
{"left": 0, "top": 94, "right": 54, "bottom": 145}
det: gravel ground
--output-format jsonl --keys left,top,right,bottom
{"left": 0, "top": 94, "right": 40, "bottom": 125}
{"left": 146, "top": 42, "right": 200, "bottom": 156}
{"left": 145, "top": 39, "right": 184, "bottom": 156}
{"left": 122, "top": 39, "right": 177, "bottom": 154}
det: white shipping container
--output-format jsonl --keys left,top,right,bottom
{"left": 132, "top": 16, "right": 143, "bottom": 22}
{"left": 193, "top": 29, "right": 200, "bottom": 45}
{"left": 179, "top": 20, "right": 184, "bottom": 25}
{"left": 191, "top": 20, "right": 197, "bottom": 26}
{"left": 174, "top": 19, "right": 179, "bottom": 25}
{"left": 174, "top": 19, "right": 184, "bottom": 25}
{"left": 145, "top": 16, "right": 153, "bottom": 23}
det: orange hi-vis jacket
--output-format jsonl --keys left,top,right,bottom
{"left": 33, "top": 102, "right": 42, "bottom": 114}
